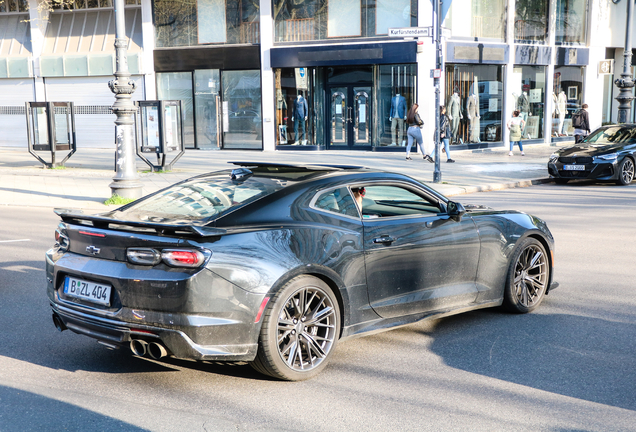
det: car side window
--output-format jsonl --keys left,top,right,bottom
{"left": 314, "top": 187, "right": 360, "bottom": 218}
{"left": 360, "top": 185, "right": 440, "bottom": 218}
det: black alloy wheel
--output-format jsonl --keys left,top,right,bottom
{"left": 251, "top": 275, "right": 341, "bottom": 381}
{"left": 503, "top": 238, "right": 550, "bottom": 313}
{"left": 616, "top": 157, "right": 635, "bottom": 185}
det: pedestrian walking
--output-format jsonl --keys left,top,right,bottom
{"left": 406, "top": 103, "right": 433, "bottom": 162}
{"left": 572, "top": 103, "right": 590, "bottom": 143}
{"left": 507, "top": 110, "right": 525, "bottom": 156}
{"left": 432, "top": 106, "right": 455, "bottom": 163}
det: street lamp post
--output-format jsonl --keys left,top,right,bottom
{"left": 108, "top": 0, "right": 143, "bottom": 199}
{"left": 615, "top": 0, "right": 635, "bottom": 124}
{"left": 433, "top": 0, "right": 442, "bottom": 183}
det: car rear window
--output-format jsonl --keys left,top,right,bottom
{"left": 586, "top": 126, "right": 636, "bottom": 144}
{"left": 113, "top": 174, "right": 287, "bottom": 223}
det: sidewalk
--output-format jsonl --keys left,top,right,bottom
{"left": 0, "top": 142, "right": 569, "bottom": 211}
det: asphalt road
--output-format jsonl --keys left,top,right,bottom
{"left": 1, "top": 182, "right": 635, "bottom": 431}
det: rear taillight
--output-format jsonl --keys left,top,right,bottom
{"left": 127, "top": 248, "right": 162, "bottom": 265}
{"left": 161, "top": 249, "right": 207, "bottom": 268}
{"left": 126, "top": 248, "right": 210, "bottom": 268}
{"left": 54, "top": 225, "right": 69, "bottom": 251}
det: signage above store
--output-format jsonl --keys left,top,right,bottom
{"left": 389, "top": 27, "right": 431, "bottom": 38}
{"left": 598, "top": 59, "right": 614, "bottom": 75}
{"left": 389, "top": 27, "right": 451, "bottom": 38}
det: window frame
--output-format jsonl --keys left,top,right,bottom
{"left": 310, "top": 185, "right": 361, "bottom": 220}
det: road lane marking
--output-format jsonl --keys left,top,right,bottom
{"left": 0, "top": 239, "right": 31, "bottom": 243}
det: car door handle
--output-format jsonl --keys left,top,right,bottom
{"left": 373, "top": 236, "right": 396, "bottom": 245}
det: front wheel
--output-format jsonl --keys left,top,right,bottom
{"left": 503, "top": 238, "right": 550, "bottom": 314}
{"left": 616, "top": 157, "right": 635, "bottom": 185}
{"left": 250, "top": 275, "right": 341, "bottom": 381}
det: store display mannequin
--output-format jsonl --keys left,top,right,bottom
{"left": 446, "top": 91, "right": 463, "bottom": 143}
{"left": 277, "top": 89, "right": 287, "bottom": 144}
{"left": 466, "top": 92, "right": 480, "bottom": 143}
{"left": 389, "top": 89, "right": 407, "bottom": 146}
{"left": 557, "top": 89, "right": 567, "bottom": 136}
{"left": 292, "top": 92, "right": 308, "bottom": 144}
{"left": 517, "top": 91, "right": 530, "bottom": 136}
{"left": 552, "top": 92, "right": 560, "bottom": 137}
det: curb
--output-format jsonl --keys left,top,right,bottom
{"left": 445, "top": 177, "right": 553, "bottom": 197}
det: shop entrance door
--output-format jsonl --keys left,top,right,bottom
{"left": 328, "top": 85, "right": 371, "bottom": 149}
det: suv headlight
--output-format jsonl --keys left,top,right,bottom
{"left": 593, "top": 153, "right": 618, "bottom": 162}
{"left": 549, "top": 153, "right": 559, "bottom": 162}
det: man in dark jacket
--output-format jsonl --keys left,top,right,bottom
{"left": 573, "top": 103, "right": 590, "bottom": 143}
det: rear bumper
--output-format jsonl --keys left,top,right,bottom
{"left": 46, "top": 250, "right": 264, "bottom": 361}
{"left": 51, "top": 302, "right": 258, "bottom": 360}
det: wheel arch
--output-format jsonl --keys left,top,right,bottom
{"left": 264, "top": 265, "right": 349, "bottom": 338}
{"left": 523, "top": 232, "right": 555, "bottom": 293}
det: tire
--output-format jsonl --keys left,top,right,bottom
{"left": 616, "top": 157, "right": 635, "bottom": 186}
{"left": 250, "top": 275, "right": 341, "bottom": 381}
{"left": 554, "top": 178, "right": 569, "bottom": 185}
{"left": 503, "top": 238, "right": 550, "bottom": 314}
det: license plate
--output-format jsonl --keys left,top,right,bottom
{"left": 564, "top": 165, "right": 585, "bottom": 170}
{"left": 64, "top": 276, "right": 111, "bottom": 306}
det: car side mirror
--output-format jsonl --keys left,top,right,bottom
{"left": 447, "top": 201, "right": 466, "bottom": 220}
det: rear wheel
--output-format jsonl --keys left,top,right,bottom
{"left": 616, "top": 157, "right": 635, "bottom": 185}
{"left": 250, "top": 275, "right": 341, "bottom": 381}
{"left": 554, "top": 178, "right": 569, "bottom": 185}
{"left": 503, "top": 238, "right": 550, "bottom": 314}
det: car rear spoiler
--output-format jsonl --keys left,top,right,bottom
{"left": 229, "top": 161, "right": 367, "bottom": 170}
{"left": 53, "top": 209, "right": 226, "bottom": 238}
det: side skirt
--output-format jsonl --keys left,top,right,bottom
{"left": 339, "top": 300, "right": 503, "bottom": 342}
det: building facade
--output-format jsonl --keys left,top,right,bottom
{"left": 0, "top": 0, "right": 635, "bottom": 152}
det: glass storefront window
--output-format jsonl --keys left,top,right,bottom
{"left": 555, "top": 0, "right": 586, "bottom": 45}
{"left": 273, "top": 0, "right": 417, "bottom": 42}
{"left": 444, "top": 64, "right": 504, "bottom": 144}
{"left": 194, "top": 69, "right": 221, "bottom": 149}
{"left": 157, "top": 72, "right": 195, "bottom": 148}
{"left": 154, "top": 0, "right": 260, "bottom": 47}
{"left": 509, "top": 66, "right": 546, "bottom": 140}
{"left": 275, "top": 68, "right": 315, "bottom": 146}
{"left": 374, "top": 64, "right": 417, "bottom": 148}
{"left": 222, "top": 70, "right": 262, "bottom": 150}
{"left": 553, "top": 66, "right": 584, "bottom": 137}
{"left": 443, "top": 0, "right": 506, "bottom": 40}
{"left": 515, "top": 0, "right": 548, "bottom": 43}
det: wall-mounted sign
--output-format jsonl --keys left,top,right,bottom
{"left": 598, "top": 59, "right": 614, "bottom": 75}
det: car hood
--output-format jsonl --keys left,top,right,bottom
{"left": 558, "top": 143, "right": 626, "bottom": 157}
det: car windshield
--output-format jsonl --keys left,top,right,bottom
{"left": 585, "top": 126, "right": 636, "bottom": 144}
{"left": 113, "top": 174, "right": 287, "bottom": 223}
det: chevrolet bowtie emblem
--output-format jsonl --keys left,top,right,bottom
{"left": 86, "top": 246, "right": 101, "bottom": 255}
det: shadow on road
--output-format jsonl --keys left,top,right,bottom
{"left": 424, "top": 308, "right": 636, "bottom": 411}
{"left": 0, "top": 385, "right": 150, "bottom": 431}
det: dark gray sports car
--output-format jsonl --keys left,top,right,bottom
{"left": 548, "top": 124, "right": 636, "bottom": 185}
{"left": 46, "top": 163, "right": 557, "bottom": 381}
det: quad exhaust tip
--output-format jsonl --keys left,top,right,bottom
{"left": 52, "top": 314, "right": 67, "bottom": 332}
{"left": 130, "top": 339, "right": 169, "bottom": 360}
{"left": 148, "top": 342, "right": 168, "bottom": 360}
{"left": 130, "top": 339, "right": 148, "bottom": 357}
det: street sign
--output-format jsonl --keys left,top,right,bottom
{"left": 388, "top": 27, "right": 431, "bottom": 38}
{"left": 430, "top": 69, "right": 442, "bottom": 78}
{"left": 598, "top": 59, "right": 614, "bottom": 75}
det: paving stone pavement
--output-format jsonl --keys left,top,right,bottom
{"left": 0, "top": 142, "right": 570, "bottom": 211}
